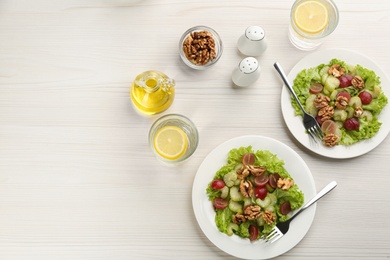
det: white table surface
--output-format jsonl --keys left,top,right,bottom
{"left": 1, "top": 0, "right": 390, "bottom": 259}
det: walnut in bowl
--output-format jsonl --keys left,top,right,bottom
{"left": 179, "top": 26, "right": 223, "bottom": 70}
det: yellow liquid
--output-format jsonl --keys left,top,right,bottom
{"left": 130, "top": 71, "right": 175, "bottom": 115}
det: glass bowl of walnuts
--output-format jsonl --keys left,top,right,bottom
{"left": 179, "top": 26, "right": 223, "bottom": 70}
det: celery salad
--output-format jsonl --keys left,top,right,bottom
{"left": 206, "top": 146, "right": 304, "bottom": 241}
{"left": 292, "top": 58, "right": 388, "bottom": 147}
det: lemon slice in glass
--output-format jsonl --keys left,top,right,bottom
{"left": 294, "top": 1, "right": 329, "bottom": 34}
{"left": 154, "top": 126, "right": 188, "bottom": 160}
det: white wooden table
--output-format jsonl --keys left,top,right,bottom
{"left": 1, "top": 0, "right": 390, "bottom": 259}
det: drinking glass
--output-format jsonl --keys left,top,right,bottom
{"left": 289, "top": 0, "right": 339, "bottom": 51}
{"left": 148, "top": 114, "right": 199, "bottom": 165}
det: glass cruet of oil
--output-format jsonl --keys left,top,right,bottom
{"left": 130, "top": 70, "right": 175, "bottom": 115}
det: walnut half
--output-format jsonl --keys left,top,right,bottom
{"left": 244, "top": 205, "right": 262, "bottom": 220}
{"left": 277, "top": 178, "right": 294, "bottom": 191}
{"left": 239, "top": 179, "right": 253, "bottom": 198}
{"left": 236, "top": 165, "right": 250, "bottom": 179}
{"left": 232, "top": 214, "right": 246, "bottom": 225}
{"left": 351, "top": 76, "right": 365, "bottom": 90}
{"left": 323, "top": 133, "right": 339, "bottom": 147}
{"left": 335, "top": 95, "right": 349, "bottom": 110}
{"left": 354, "top": 106, "right": 364, "bottom": 117}
{"left": 247, "top": 165, "right": 267, "bottom": 177}
{"left": 328, "top": 64, "right": 345, "bottom": 78}
{"left": 318, "top": 106, "right": 334, "bottom": 121}
{"left": 262, "top": 210, "right": 276, "bottom": 225}
{"left": 314, "top": 95, "right": 330, "bottom": 109}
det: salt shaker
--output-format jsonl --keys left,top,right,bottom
{"left": 231, "top": 57, "right": 261, "bottom": 87}
{"left": 237, "top": 26, "right": 268, "bottom": 56}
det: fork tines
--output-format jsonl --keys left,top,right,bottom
{"left": 264, "top": 228, "right": 283, "bottom": 244}
{"left": 307, "top": 126, "right": 324, "bottom": 142}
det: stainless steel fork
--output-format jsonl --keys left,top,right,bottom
{"left": 274, "top": 62, "right": 324, "bottom": 142}
{"left": 264, "top": 181, "right": 337, "bottom": 244}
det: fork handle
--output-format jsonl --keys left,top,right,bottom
{"left": 274, "top": 62, "right": 306, "bottom": 114}
{"left": 289, "top": 181, "right": 337, "bottom": 222}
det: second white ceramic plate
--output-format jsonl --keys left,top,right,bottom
{"left": 281, "top": 49, "right": 390, "bottom": 159}
{"left": 192, "top": 135, "right": 316, "bottom": 259}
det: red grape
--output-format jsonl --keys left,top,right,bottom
{"left": 242, "top": 153, "right": 255, "bottom": 165}
{"left": 309, "top": 83, "right": 323, "bottom": 94}
{"left": 280, "top": 201, "right": 292, "bottom": 215}
{"left": 321, "top": 120, "right": 336, "bottom": 135}
{"left": 358, "top": 91, "right": 372, "bottom": 104}
{"left": 213, "top": 197, "right": 228, "bottom": 209}
{"left": 249, "top": 225, "right": 259, "bottom": 241}
{"left": 254, "top": 174, "right": 269, "bottom": 187}
{"left": 344, "top": 117, "right": 360, "bottom": 130}
{"left": 254, "top": 186, "right": 267, "bottom": 199}
{"left": 316, "top": 115, "right": 324, "bottom": 125}
{"left": 268, "top": 173, "right": 280, "bottom": 189}
{"left": 339, "top": 74, "right": 353, "bottom": 88}
{"left": 211, "top": 179, "right": 225, "bottom": 190}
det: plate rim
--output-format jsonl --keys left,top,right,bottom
{"left": 281, "top": 48, "right": 390, "bottom": 159}
{"left": 192, "top": 135, "right": 316, "bottom": 259}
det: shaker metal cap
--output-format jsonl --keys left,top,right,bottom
{"left": 245, "top": 26, "right": 265, "bottom": 41}
{"left": 239, "top": 57, "right": 259, "bottom": 74}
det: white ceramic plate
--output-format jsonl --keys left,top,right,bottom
{"left": 192, "top": 135, "right": 316, "bottom": 259}
{"left": 281, "top": 49, "right": 390, "bottom": 159}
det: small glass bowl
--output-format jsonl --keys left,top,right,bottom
{"left": 179, "top": 25, "right": 223, "bottom": 70}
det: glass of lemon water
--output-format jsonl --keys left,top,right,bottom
{"left": 149, "top": 114, "right": 199, "bottom": 165}
{"left": 289, "top": 0, "right": 339, "bottom": 51}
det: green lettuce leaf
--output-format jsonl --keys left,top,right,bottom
{"left": 255, "top": 150, "right": 288, "bottom": 177}
{"left": 274, "top": 185, "right": 305, "bottom": 222}
{"left": 215, "top": 207, "right": 234, "bottom": 233}
{"left": 235, "top": 221, "right": 251, "bottom": 238}
{"left": 362, "top": 93, "right": 388, "bottom": 113}
{"left": 227, "top": 146, "right": 254, "bottom": 165}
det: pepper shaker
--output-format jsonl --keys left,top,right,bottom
{"left": 237, "top": 26, "right": 268, "bottom": 56}
{"left": 231, "top": 57, "right": 261, "bottom": 87}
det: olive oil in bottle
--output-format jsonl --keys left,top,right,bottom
{"left": 130, "top": 70, "right": 175, "bottom": 115}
